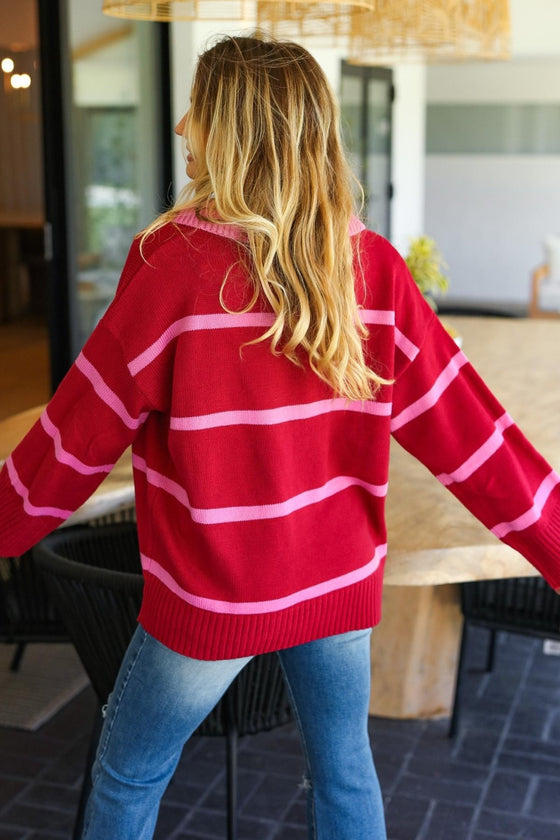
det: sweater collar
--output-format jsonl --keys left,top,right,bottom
{"left": 174, "top": 208, "right": 365, "bottom": 241}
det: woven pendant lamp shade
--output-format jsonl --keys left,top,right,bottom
{"left": 102, "top": 0, "right": 250, "bottom": 20}
{"left": 103, "top": 0, "right": 375, "bottom": 22}
{"left": 348, "top": 0, "right": 511, "bottom": 64}
{"left": 257, "top": 1, "right": 375, "bottom": 42}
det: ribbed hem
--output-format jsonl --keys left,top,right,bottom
{"left": 138, "top": 567, "right": 384, "bottom": 660}
{"left": 506, "top": 483, "right": 560, "bottom": 591}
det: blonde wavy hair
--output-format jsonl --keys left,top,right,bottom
{"left": 141, "top": 34, "right": 389, "bottom": 401}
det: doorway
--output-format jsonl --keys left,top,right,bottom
{"left": 0, "top": 0, "right": 171, "bottom": 421}
{"left": 340, "top": 61, "right": 394, "bottom": 239}
{"left": 0, "top": 0, "right": 50, "bottom": 420}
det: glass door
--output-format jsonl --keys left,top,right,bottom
{"left": 67, "top": 2, "right": 172, "bottom": 353}
{"left": 38, "top": 0, "right": 171, "bottom": 388}
{"left": 0, "top": 0, "right": 51, "bottom": 419}
{"left": 340, "top": 62, "right": 393, "bottom": 239}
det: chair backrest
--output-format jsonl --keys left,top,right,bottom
{"left": 461, "top": 577, "right": 560, "bottom": 640}
{"left": 33, "top": 524, "right": 143, "bottom": 699}
{"left": 0, "top": 551, "right": 68, "bottom": 644}
{"left": 34, "top": 523, "right": 292, "bottom": 737}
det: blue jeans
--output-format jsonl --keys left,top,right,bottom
{"left": 81, "top": 626, "right": 387, "bottom": 840}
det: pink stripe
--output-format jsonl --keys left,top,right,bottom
{"left": 170, "top": 397, "right": 392, "bottom": 431}
{"left": 437, "top": 412, "right": 515, "bottom": 486}
{"left": 129, "top": 309, "right": 399, "bottom": 379}
{"left": 391, "top": 351, "right": 469, "bottom": 432}
{"left": 141, "top": 543, "right": 386, "bottom": 615}
{"left": 394, "top": 327, "right": 420, "bottom": 362}
{"left": 360, "top": 309, "right": 395, "bottom": 326}
{"left": 128, "top": 312, "right": 275, "bottom": 376}
{"left": 40, "top": 410, "right": 114, "bottom": 476}
{"left": 133, "top": 454, "right": 387, "bottom": 524}
{"left": 75, "top": 353, "right": 148, "bottom": 431}
{"left": 6, "top": 456, "right": 72, "bottom": 520}
{"left": 492, "top": 470, "right": 560, "bottom": 539}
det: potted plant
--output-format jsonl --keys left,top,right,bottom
{"left": 404, "top": 235, "right": 449, "bottom": 310}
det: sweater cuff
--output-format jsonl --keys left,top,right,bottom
{"left": 527, "top": 489, "right": 560, "bottom": 590}
{"left": 0, "top": 470, "right": 63, "bottom": 557}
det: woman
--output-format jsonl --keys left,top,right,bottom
{"left": 0, "top": 35, "right": 559, "bottom": 840}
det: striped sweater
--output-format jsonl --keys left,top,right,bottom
{"left": 1, "top": 211, "right": 560, "bottom": 659}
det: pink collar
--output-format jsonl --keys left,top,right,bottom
{"left": 174, "top": 208, "right": 365, "bottom": 241}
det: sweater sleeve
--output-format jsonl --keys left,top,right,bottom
{"left": 389, "top": 275, "right": 560, "bottom": 590}
{"left": 0, "top": 320, "right": 151, "bottom": 557}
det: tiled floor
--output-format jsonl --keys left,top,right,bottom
{"left": 1, "top": 627, "right": 560, "bottom": 840}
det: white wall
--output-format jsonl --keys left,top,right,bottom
{"left": 510, "top": 0, "right": 560, "bottom": 58}
{"left": 422, "top": 0, "right": 560, "bottom": 308}
{"left": 169, "top": 21, "right": 426, "bottom": 251}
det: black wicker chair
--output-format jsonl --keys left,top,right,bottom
{"left": 0, "top": 507, "right": 137, "bottom": 672}
{"left": 34, "top": 522, "right": 292, "bottom": 840}
{"left": 0, "top": 551, "right": 69, "bottom": 672}
{"left": 449, "top": 576, "right": 560, "bottom": 737}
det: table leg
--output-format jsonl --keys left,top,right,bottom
{"left": 369, "top": 584, "right": 462, "bottom": 719}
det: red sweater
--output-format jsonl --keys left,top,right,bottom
{"left": 1, "top": 211, "right": 560, "bottom": 659}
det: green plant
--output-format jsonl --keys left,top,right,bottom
{"left": 404, "top": 236, "right": 449, "bottom": 308}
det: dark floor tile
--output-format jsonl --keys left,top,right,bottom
{"left": 477, "top": 808, "right": 560, "bottom": 839}
{"left": 482, "top": 770, "right": 531, "bottom": 813}
{"left": 281, "top": 795, "right": 306, "bottom": 826}
{"left": 0, "top": 829, "right": 28, "bottom": 840}
{"left": 196, "top": 768, "right": 261, "bottom": 812}
{"left": 549, "top": 712, "right": 560, "bottom": 742}
{"left": 394, "top": 772, "right": 481, "bottom": 806}
{"left": 181, "top": 807, "right": 275, "bottom": 839}
{"left": 17, "top": 782, "right": 79, "bottom": 813}
{"left": 406, "top": 756, "right": 487, "bottom": 785}
{"left": 509, "top": 705, "right": 549, "bottom": 739}
{"left": 385, "top": 794, "right": 430, "bottom": 840}
{"left": 240, "top": 773, "right": 299, "bottom": 821}
{"left": 26, "top": 834, "right": 69, "bottom": 840}
{"left": 162, "top": 777, "right": 214, "bottom": 809}
{"left": 272, "top": 825, "right": 307, "bottom": 840}
{"left": 454, "top": 729, "right": 502, "bottom": 766}
{"left": 237, "top": 749, "right": 303, "bottom": 778}
{"left": 529, "top": 778, "right": 560, "bottom": 821}
{"left": 421, "top": 801, "right": 475, "bottom": 840}
{"left": 497, "top": 751, "right": 560, "bottom": 778}
{"left": 40, "top": 740, "right": 88, "bottom": 788}
{"left": 502, "top": 733, "right": 560, "bottom": 761}
{"left": 0, "top": 802, "right": 74, "bottom": 833}
{"left": 0, "top": 777, "right": 29, "bottom": 809}
{"left": 233, "top": 817, "right": 275, "bottom": 840}
{"left": 153, "top": 802, "right": 191, "bottom": 839}
{"left": 375, "top": 750, "right": 408, "bottom": 793}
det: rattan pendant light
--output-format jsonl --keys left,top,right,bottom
{"left": 348, "top": 0, "right": 511, "bottom": 64}
{"left": 256, "top": 2, "right": 365, "bottom": 42}
{"left": 103, "top": 0, "right": 375, "bottom": 23}
{"left": 102, "top": 0, "right": 251, "bottom": 20}
{"left": 257, "top": 0, "right": 510, "bottom": 62}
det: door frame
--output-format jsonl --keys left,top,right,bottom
{"left": 340, "top": 60, "right": 394, "bottom": 239}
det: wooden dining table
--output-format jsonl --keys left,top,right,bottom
{"left": 1, "top": 316, "right": 559, "bottom": 718}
